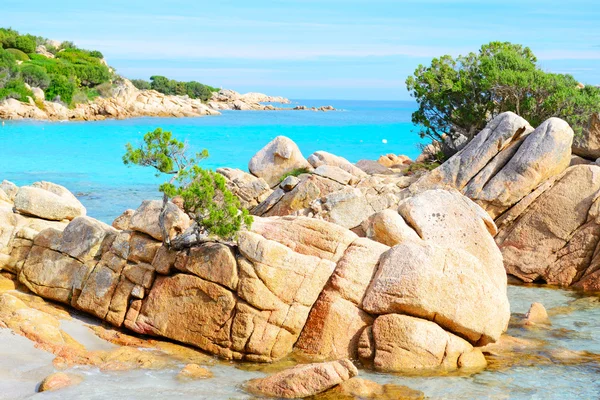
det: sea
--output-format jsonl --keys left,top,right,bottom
{"left": 0, "top": 100, "right": 423, "bottom": 223}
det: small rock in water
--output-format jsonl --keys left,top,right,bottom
{"left": 524, "top": 302, "right": 551, "bottom": 325}
{"left": 38, "top": 372, "right": 83, "bottom": 392}
{"left": 176, "top": 363, "right": 213, "bottom": 380}
{"left": 244, "top": 359, "right": 358, "bottom": 399}
{"left": 314, "top": 377, "right": 424, "bottom": 399}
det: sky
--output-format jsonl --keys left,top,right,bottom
{"left": 1, "top": 0, "right": 599, "bottom": 100}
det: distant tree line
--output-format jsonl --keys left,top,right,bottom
{"left": 131, "top": 76, "right": 219, "bottom": 102}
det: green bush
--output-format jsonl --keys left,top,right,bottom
{"left": 131, "top": 79, "right": 151, "bottom": 90}
{"left": 123, "top": 128, "right": 253, "bottom": 245}
{"left": 0, "top": 79, "right": 33, "bottom": 102}
{"left": 149, "top": 75, "right": 217, "bottom": 102}
{"left": 89, "top": 50, "right": 103, "bottom": 59}
{"left": 406, "top": 41, "right": 600, "bottom": 158}
{"left": 20, "top": 63, "right": 50, "bottom": 88}
{"left": 15, "top": 35, "right": 36, "bottom": 53}
{"left": 0, "top": 47, "right": 17, "bottom": 85}
{"left": 279, "top": 167, "right": 310, "bottom": 183}
{"left": 5, "top": 48, "right": 29, "bottom": 61}
{"left": 46, "top": 75, "right": 76, "bottom": 104}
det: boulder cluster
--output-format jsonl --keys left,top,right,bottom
{"left": 4, "top": 110, "right": 599, "bottom": 397}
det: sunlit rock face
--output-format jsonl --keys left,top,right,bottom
{"left": 0, "top": 173, "right": 509, "bottom": 372}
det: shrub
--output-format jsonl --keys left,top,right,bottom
{"left": 14, "top": 35, "right": 36, "bottom": 53}
{"left": 88, "top": 50, "right": 104, "bottom": 59}
{"left": 406, "top": 41, "right": 600, "bottom": 158}
{"left": 46, "top": 74, "right": 76, "bottom": 104}
{"left": 149, "top": 75, "right": 217, "bottom": 102}
{"left": 279, "top": 167, "right": 310, "bottom": 183}
{"left": 20, "top": 63, "right": 50, "bottom": 88}
{"left": 5, "top": 48, "right": 29, "bottom": 61}
{"left": 95, "top": 82, "right": 113, "bottom": 97}
{"left": 0, "top": 79, "right": 33, "bottom": 102}
{"left": 131, "top": 79, "right": 151, "bottom": 90}
{"left": 0, "top": 47, "right": 17, "bottom": 86}
{"left": 123, "top": 128, "right": 252, "bottom": 246}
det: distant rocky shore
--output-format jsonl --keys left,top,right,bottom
{"left": 0, "top": 79, "right": 336, "bottom": 121}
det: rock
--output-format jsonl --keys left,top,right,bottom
{"left": 129, "top": 200, "right": 190, "bottom": 241}
{"left": 295, "top": 238, "right": 389, "bottom": 359}
{"left": 308, "top": 151, "right": 367, "bottom": 178}
{"left": 0, "top": 180, "right": 18, "bottom": 201}
{"left": 176, "top": 364, "right": 213, "bottom": 380}
{"left": 313, "top": 165, "right": 355, "bottom": 185}
{"left": 38, "top": 372, "right": 82, "bottom": 392}
{"left": 358, "top": 314, "right": 485, "bottom": 372}
{"left": 35, "top": 45, "right": 55, "bottom": 59}
{"left": 362, "top": 209, "right": 420, "bottom": 246}
{"left": 244, "top": 359, "right": 358, "bottom": 398}
{"left": 250, "top": 216, "right": 357, "bottom": 263}
{"left": 378, "top": 154, "right": 412, "bottom": 168}
{"left": 14, "top": 183, "right": 86, "bottom": 221}
{"left": 496, "top": 165, "right": 600, "bottom": 285}
{"left": 316, "top": 378, "right": 424, "bottom": 400}
{"left": 248, "top": 136, "right": 311, "bottom": 187}
{"left": 468, "top": 117, "right": 573, "bottom": 217}
{"left": 280, "top": 175, "right": 300, "bottom": 191}
{"left": 524, "top": 302, "right": 551, "bottom": 325}
{"left": 259, "top": 174, "right": 344, "bottom": 217}
{"left": 174, "top": 242, "right": 238, "bottom": 290}
{"left": 313, "top": 187, "right": 375, "bottom": 230}
{"left": 355, "top": 159, "right": 393, "bottom": 175}
{"left": 573, "top": 113, "right": 600, "bottom": 159}
{"left": 32, "top": 87, "right": 45, "bottom": 101}
{"left": 362, "top": 239, "right": 509, "bottom": 345}
{"left": 217, "top": 167, "right": 272, "bottom": 211}
{"left": 55, "top": 216, "right": 117, "bottom": 263}
{"left": 112, "top": 209, "right": 134, "bottom": 230}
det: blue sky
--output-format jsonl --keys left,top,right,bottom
{"left": 2, "top": 0, "right": 599, "bottom": 100}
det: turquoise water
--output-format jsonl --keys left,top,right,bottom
{"left": 0, "top": 100, "right": 422, "bottom": 223}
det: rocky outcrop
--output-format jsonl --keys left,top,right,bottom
{"left": 244, "top": 359, "right": 358, "bottom": 398}
{"left": 573, "top": 113, "right": 600, "bottom": 160}
{"left": 248, "top": 136, "right": 311, "bottom": 187}
{"left": 14, "top": 182, "right": 86, "bottom": 221}
{"left": 0, "top": 177, "right": 509, "bottom": 374}
{"left": 409, "top": 112, "right": 600, "bottom": 292}
{"left": 216, "top": 168, "right": 272, "bottom": 212}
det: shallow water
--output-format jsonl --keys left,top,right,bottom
{"left": 3, "top": 284, "right": 600, "bottom": 400}
{"left": 0, "top": 100, "right": 422, "bottom": 223}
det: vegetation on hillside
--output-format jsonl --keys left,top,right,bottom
{"left": 406, "top": 41, "right": 600, "bottom": 159}
{"left": 123, "top": 128, "right": 252, "bottom": 248}
{"left": 0, "top": 27, "right": 113, "bottom": 106}
{"left": 131, "top": 76, "right": 219, "bottom": 102}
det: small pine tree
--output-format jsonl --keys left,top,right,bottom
{"left": 123, "top": 128, "right": 252, "bottom": 247}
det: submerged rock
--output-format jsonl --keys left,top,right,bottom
{"left": 38, "top": 372, "right": 83, "bottom": 392}
{"left": 244, "top": 359, "right": 358, "bottom": 398}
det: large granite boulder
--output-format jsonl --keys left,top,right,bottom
{"left": 496, "top": 164, "right": 600, "bottom": 285}
{"left": 573, "top": 113, "right": 600, "bottom": 160}
{"left": 216, "top": 167, "right": 272, "bottom": 212}
{"left": 14, "top": 182, "right": 86, "bottom": 221}
{"left": 412, "top": 114, "right": 574, "bottom": 218}
{"left": 358, "top": 314, "right": 486, "bottom": 372}
{"left": 248, "top": 136, "right": 311, "bottom": 187}
{"left": 308, "top": 151, "right": 367, "bottom": 178}
{"left": 245, "top": 359, "right": 358, "bottom": 398}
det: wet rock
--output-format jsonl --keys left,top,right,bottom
{"left": 524, "top": 302, "right": 551, "bottom": 325}
{"left": 315, "top": 377, "right": 424, "bottom": 400}
{"left": 358, "top": 314, "right": 485, "bottom": 372}
{"left": 38, "top": 372, "right": 83, "bottom": 392}
{"left": 176, "top": 363, "right": 213, "bottom": 380}
{"left": 244, "top": 359, "right": 358, "bottom": 398}
{"left": 248, "top": 136, "right": 311, "bottom": 187}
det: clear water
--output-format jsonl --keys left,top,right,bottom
{"left": 0, "top": 100, "right": 422, "bottom": 223}
{"left": 6, "top": 284, "right": 600, "bottom": 400}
